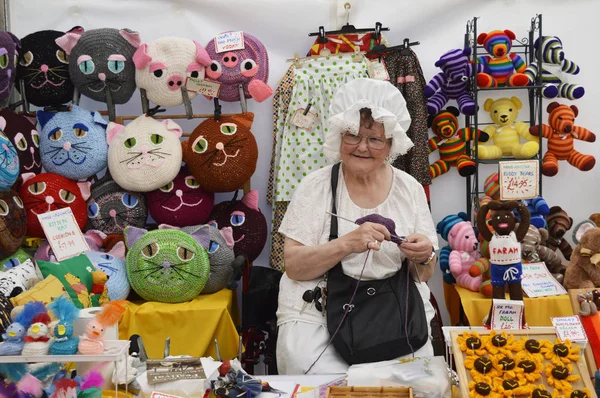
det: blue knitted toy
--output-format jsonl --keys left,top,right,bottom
{"left": 514, "top": 196, "right": 550, "bottom": 229}
{"left": 84, "top": 241, "right": 129, "bottom": 300}
{"left": 0, "top": 117, "right": 20, "bottom": 190}
{"left": 48, "top": 296, "right": 80, "bottom": 355}
{"left": 0, "top": 301, "right": 40, "bottom": 356}
{"left": 37, "top": 105, "right": 108, "bottom": 180}
{"left": 436, "top": 212, "right": 470, "bottom": 285}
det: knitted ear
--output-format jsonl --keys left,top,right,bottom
{"left": 573, "top": 220, "right": 596, "bottom": 244}
{"left": 447, "top": 106, "right": 460, "bottom": 117}
{"left": 193, "top": 41, "right": 211, "bottom": 67}
{"left": 188, "top": 224, "right": 210, "bottom": 248}
{"left": 157, "top": 224, "right": 180, "bottom": 230}
{"left": 92, "top": 112, "right": 108, "bottom": 127}
{"left": 503, "top": 30, "right": 516, "bottom": 41}
{"left": 77, "top": 181, "right": 91, "bottom": 201}
{"left": 570, "top": 105, "right": 579, "bottom": 118}
{"left": 21, "top": 173, "right": 36, "bottom": 184}
{"left": 108, "top": 241, "right": 126, "bottom": 261}
{"left": 220, "top": 227, "right": 235, "bottom": 248}
{"left": 483, "top": 98, "right": 495, "bottom": 112}
{"left": 36, "top": 111, "right": 56, "bottom": 129}
{"left": 233, "top": 112, "right": 254, "bottom": 130}
{"left": 241, "top": 190, "right": 259, "bottom": 211}
{"left": 84, "top": 230, "right": 107, "bottom": 250}
{"left": 133, "top": 44, "right": 152, "bottom": 69}
{"left": 161, "top": 119, "right": 183, "bottom": 138}
{"left": 462, "top": 47, "right": 471, "bottom": 57}
{"left": 119, "top": 29, "right": 141, "bottom": 48}
{"left": 7, "top": 32, "right": 20, "bottom": 51}
{"left": 124, "top": 226, "right": 147, "bottom": 249}
{"left": 546, "top": 102, "right": 561, "bottom": 113}
{"left": 477, "top": 33, "right": 488, "bottom": 45}
{"left": 55, "top": 31, "right": 82, "bottom": 55}
{"left": 106, "top": 122, "right": 125, "bottom": 145}
{"left": 510, "top": 96, "right": 523, "bottom": 109}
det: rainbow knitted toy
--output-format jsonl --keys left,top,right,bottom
{"left": 524, "top": 35, "right": 584, "bottom": 100}
{"left": 476, "top": 30, "right": 529, "bottom": 88}
{"left": 427, "top": 106, "right": 488, "bottom": 179}
{"left": 424, "top": 47, "right": 483, "bottom": 115}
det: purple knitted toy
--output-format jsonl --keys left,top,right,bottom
{"left": 355, "top": 214, "right": 405, "bottom": 244}
{"left": 0, "top": 31, "right": 20, "bottom": 103}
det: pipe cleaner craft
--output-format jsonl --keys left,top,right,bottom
{"left": 48, "top": 296, "right": 79, "bottom": 355}
{"left": 78, "top": 300, "right": 127, "bottom": 355}
{"left": 476, "top": 30, "right": 529, "bottom": 88}
{"left": 21, "top": 301, "right": 52, "bottom": 356}
{"left": 0, "top": 300, "right": 40, "bottom": 355}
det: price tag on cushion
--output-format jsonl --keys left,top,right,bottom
{"left": 551, "top": 316, "right": 588, "bottom": 342}
{"left": 490, "top": 298, "right": 524, "bottom": 330}
{"left": 214, "top": 31, "right": 245, "bottom": 53}
{"left": 37, "top": 207, "right": 89, "bottom": 261}
{"left": 290, "top": 108, "right": 317, "bottom": 131}
{"left": 369, "top": 59, "right": 389, "bottom": 81}
{"left": 186, "top": 78, "right": 222, "bottom": 98}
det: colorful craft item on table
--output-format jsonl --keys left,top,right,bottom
{"left": 513, "top": 338, "right": 545, "bottom": 363}
{"left": 515, "top": 358, "right": 543, "bottom": 384}
{"left": 545, "top": 206, "right": 573, "bottom": 261}
{"left": 424, "top": 47, "right": 482, "bottom": 115}
{"left": 0, "top": 259, "right": 41, "bottom": 299}
{"left": 543, "top": 363, "right": 580, "bottom": 393}
{"left": 492, "top": 376, "right": 534, "bottom": 396}
{"left": 134, "top": 36, "right": 211, "bottom": 107}
{"left": 0, "top": 189, "right": 26, "bottom": 259}
{"left": 482, "top": 331, "right": 517, "bottom": 357}
{"left": 540, "top": 338, "right": 581, "bottom": 366}
{"left": 0, "top": 116, "right": 20, "bottom": 190}
{"left": 37, "top": 105, "right": 108, "bottom": 180}
{"left": 205, "top": 32, "right": 273, "bottom": 102}
{"left": 427, "top": 106, "right": 488, "bottom": 179}
{"left": 529, "top": 102, "right": 596, "bottom": 176}
{"left": 48, "top": 296, "right": 80, "bottom": 355}
{"left": 21, "top": 301, "right": 52, "bottom": 356}
{"left": 477, "top": 97, "right": 539, "bottom": 160}
{"left": 106, "top": 115, "right": 183, "bottom": 192}
{"left": 147, "top": 166, "right": 214, "bottom": 227}
{"left": 524, "top": 35, "right": 584, "bottom": 100}
{"left": 19, "top": 172, "right": 91, "bottom": 238}
{"left": 55, "top": 27, "right": 141, "bottom": 104}
{"left": 124, "top": 226, "right": 210, "bottom": 303}
{"left": 16, "top": 28, "right": 78, "bottom": 107}
{"left": 0, "top": 300, "right": 40, "bottom": 356}
{"left": 476, "top": 30, "right": 529, "bottom": 88}
{"left": 78, "top": 300, "right": 127, "bottom": 355}
{"left": 0, "top": 31, "right": 20, "bottom": 103}
{"left": 183, "top": 113, "right": 258, "bottom": 193}
{"left": 0, "top": 109, "right": 41, "bottom": 175}
{"left": 464, "top": 355, "right": 499, "bottom": 380}
{"left": 457, "top": 331, "right": 488, "bottom": 357}
{"left": 86, "top": 173, "right": 147, "bottom": 234}
{"left": 84, "top": 242, "right": 129, "bottom": 301}
{"left": 467, "top": 375, "right": 500, "bottom": 398}
{"left": 208, "top": 190, "right": 267, "bottom": 263}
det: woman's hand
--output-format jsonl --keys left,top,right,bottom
{"left": 342, "top": 222, "right": 391, "bottom": 253}
{"left": 399, "top": 233, "right": 433, "bottom": 263}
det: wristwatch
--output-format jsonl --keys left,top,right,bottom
{"left": 420, "top": 247, "right": 436, "bottom": 266}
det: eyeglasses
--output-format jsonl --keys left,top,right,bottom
{"left": 341, "top": 133, "right": 388, "bottom": 150}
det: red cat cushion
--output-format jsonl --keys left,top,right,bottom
{"left": 19, "top": 172, "right": 91, "bottom": 238}
{"left": 182, "top": 113, "right": 258, "bottom": 193}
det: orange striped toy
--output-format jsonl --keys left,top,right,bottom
{"left": 529, "top": 102, "right": 596, "bottom": 176}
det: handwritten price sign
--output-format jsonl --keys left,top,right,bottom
{"left": 521, "top": 262, "right": 567, "bottom": 297}
{"left": 37, "top": 208, "right": 89, "bottom": 261}
{"left": 499, "top": 160, "right": 539, "bottom": 200}
{"left": 186, "top": 77, "right": 221, "bottom": 98}
{"left": 551, "top": 316, "right": 587, "bottom": 342}
{"left": 491, "top": 299, "right": 524, "bottom": 330}
{"left": 214, "top": 31, "right": 245, "bottom": 53}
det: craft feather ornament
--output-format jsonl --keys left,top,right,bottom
{"left": 0, "top": 300, "right": 40, "bottom": 355}
{"left": 21, "top": 301, "right": 52, "bottom": 356}
{"left": 78, "top": 300, "right": 127, "bottom": 355}
{"left": 48, "top": 296, "right": 80, "bottom": 355}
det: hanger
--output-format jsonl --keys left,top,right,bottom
{"left": 286, "top": 48, "right": 366, "bottom": 67}
{"left": 367, "top": 38, "right": 420, "bottom": 57}
{"left": 213, "top": 97, "right": 221, "bottom": 121}
{"left": 307, "top": 4, "right": 389, "bottom": 39}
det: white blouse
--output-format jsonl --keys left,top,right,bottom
{"left": 277, "top": 163, "right": 439, "bottom": 326}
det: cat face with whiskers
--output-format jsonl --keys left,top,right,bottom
{"left": 0, "top": 190, "right": 26, "bottom": 258}
{"left": 0, "top": 109, "right": 41, "bottom": 175}
{"left": 0, "top": 31, "right": 20, "bottom": 103}
{"left": 0, "top": 117, "right": 20, "bottom": 190}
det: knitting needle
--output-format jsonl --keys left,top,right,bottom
{"left": 326, "top": 211, "right": 407, "bottom": 242}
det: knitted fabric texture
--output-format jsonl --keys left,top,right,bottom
{"left": 16, "top": 29, "right": 75, "bottom": 107}
{"left": 0, "top": 109, "right": 41, "bottom": 175}
{"left": 134, "top": 37, "right": 211, "bottom": 107}
{"left": 84, "top": 242, "right": 130, "bottom": 301}
{"left": 0, "top": 295, "right": 13, "bottom": 342}
{"left": 437, "top": 212, "right": 469, "bottom": 241}
{"left": 56, "top": 28, "right": 141, "bottom": 104}
{"left": 208, "top": 190, "right": 266, "bottom": 263}
{"left": 0, "top": 259, "right": 41, "bottom": 298}
{"left": 147, "top": 166, "right": 214, "bottom": 227}
{"left": 87, "top": 173, "right": 147, "bottom": 234}
{"left": 0, "top": 31, "right": 20, "bottom": 103}
{"left": 21, "top": 340, "right": 50, "bottom": 356}
{"left": 2, "top": 248, "right": 32, "bottom": 270}
{"left": 205, "top": 32, "right": 273, "bottom": 102}
{"left": 355, "top": 214, "right": 404, "bottom": 245}
{"left": 48, "top": 296, "right": 79, "bottom": 355}
{"left": 124, "top": 226, "right": 210, "bottom": 303}
{"left": 183, "top": 113, "right": 258, "bottom": 193}
{"left": 106, "top": 115, "right": 183, "bottom": 192}
{"left": 78, "top": 337, "right": 103, "bottom": 355}
{"left": 484, "top": 172, "right": 500, "bottom": 200}
{"left": 37, "top": 105, "right": 108, "bottom": 180}
{"left": 19, "top": 172, "right": 90, "bottom": 238}
{"left": 0, "top": 190, "right": 26, "bottom": 259}
{"left": 0, "top": 117, "right": 20, "bottom": 190}
{"left": 49, "top": 337, "right": 79, "bottom": 355}
{"left": 0, "top": 300, "right": 39, "bottom": 355}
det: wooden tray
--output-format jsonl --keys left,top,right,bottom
{"left": 326, "top": 386, "right": 413, "bottom": 398}
{"left": 568, "top": 288, "right": 598, "bottom": 377}
{"left": 450, "top": 329, "right": 596, "bottom": 398}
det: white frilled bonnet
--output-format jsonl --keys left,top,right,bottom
{"left": 324, "top": 78, "right": 413, "bottom": 162}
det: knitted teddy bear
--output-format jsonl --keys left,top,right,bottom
{"left": 477, "top": 97, "right": 539, "bottom": 159}
{"left": 476, "top": 30, "right": 529, "bottom": 88}
{"left": 564, "top": 220, "right": 600, "bottom": 289}
{"left": 524, "top": 36, "right": 584, "bottom": 100}
{"left": 514, "top": 196, "right": 550, "bottom": 229}
{"left": 424, "top": 47, "right": 483, "bottom": 115}
{"left": 545, "top": 206, "right": 573, "bottom": 261}
{"left": 529, "top": 102, "right": 596, "bottom": 176}
{"left": 427, "top": 106, "right": 488, "bottom": 179}
{"left": 520, "top": 224, "right": 564, "bottom": 283}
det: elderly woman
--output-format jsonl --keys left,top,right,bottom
{"left": 276, "top": 78, "right": 439, "bottom": 374}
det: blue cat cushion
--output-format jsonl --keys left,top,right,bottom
{"left": 84, "top": 241, "right": 130, "bottom": 300}
{"left": 37, "top": 105, "right": 108, "bottom": 180}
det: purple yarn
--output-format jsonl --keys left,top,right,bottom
{"left": 355, "top": 214, "right": 405, "bottom": 244}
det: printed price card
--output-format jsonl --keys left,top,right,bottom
{"left": 521, "top": 262, "right": 567, "bottom": 297}
{"left": 490, "top": 299, "right": 524, "bottom": 330}
{"left": 499, "top": 160, "right": 539, "bottom": 200}
{"left": 551, "top": 316, "right": 587, "bottom": 342}
{"left": 37, "top": 208, "right": 89, "bottom": 261}
{"left": 214, "top": 31, "right": 245, "bottom": 53}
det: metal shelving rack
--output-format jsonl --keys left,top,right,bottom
{"left": 465, "top": 14, "right": 545, "bottom": 221}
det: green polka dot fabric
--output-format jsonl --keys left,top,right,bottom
{"left": 273, "top": 54, "right": 368, "bottom": 202}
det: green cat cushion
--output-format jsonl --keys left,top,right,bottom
{"left": 36, "top": 254, "right": 96, "bottom": 309}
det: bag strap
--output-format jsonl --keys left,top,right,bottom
{"left": 329, "top": 163, "right": 341, "bottom": 242}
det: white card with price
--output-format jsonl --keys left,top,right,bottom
{"left": 551, "top": 316, "right": 587, "bottom": 342}
{"left": 291, "top": 108, "right": 317, "bottom": 131}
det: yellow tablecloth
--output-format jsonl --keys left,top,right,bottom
{"left": 119, "top": 289, "right": 240, "bottom": 359}
{"left": 455, "top": 286, "right": 574, "bottom": 326}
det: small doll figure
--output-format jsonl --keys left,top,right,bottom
{"left": 78, "top": 301, "right": 127, "bottom": 355}
{"left": 477, "top": 200, "right": 530, "bottom": 328}
{"left": 21, "top": 302, "right": 53, "bottom": 356}
{"left": 0, "top": 301, "right": 41, "bottom": 356}
{"left": 48, "top": 296, "right": 80, "bottom": 355}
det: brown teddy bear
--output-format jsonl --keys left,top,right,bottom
{"left": 564, "top": 220, "right": 600, "bottom": 289}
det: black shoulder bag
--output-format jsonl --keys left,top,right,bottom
{"left": 326, "top": 162, "right": 429, "bottom": 364}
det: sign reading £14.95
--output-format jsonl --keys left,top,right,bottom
{"left": 37, "top": 208, "right": 89, "bottom": 261}
{"left": 499, "top": 160, "right": 539, "bottom": 200}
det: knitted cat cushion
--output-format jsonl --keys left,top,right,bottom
{"left": 124, "top": 226, "right": 210, "bottom": 303}
{"left": 87, "top": 173, "right": 147, "bottom": 234}
{"left": 55, "top": 28, "right": 141, "bottom": 104}
{"left": 16, "top": 28, "right": 78, "bottom": 107}
{"left": 0, "top": 190, "right": 26, "bottom": 259}
{"left": 147, "top": 166, "right": 214, "bottom": 227}
{"left": 84, "top": 242, "right": 129, "bottom": 301}
{"left": 0, "top": 109, "right": 41, "bottom": 175}
{"left": 19, "top": 173, "right": 91, "bottom": 238}
{"left": 0, "top": 117, "right": 20, "bottom": 191}
{"left": 205, "top": 32, "right": 273, "bottom": 102}
{"left": 133, "top": 37, "right": 211, "bottom": 107}
{"left": 37, "top": 105, "right": 108, "bottom": 180}
{"left": 107, "top": 115, "right": 183, "bottom": 192}
{"left": 183, "top": 113, "right": 258, "bottom": 193}
{"left": 0, "top": 31, "right": 20, "bottom": 103}
{"left": 208, "top": 190, "right": 266, "bottom": 262}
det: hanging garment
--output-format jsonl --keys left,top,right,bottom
{"left": 308, "top": 32, "right": 388, "bottom": 56}
{"left": 383, "top": 48, "right": 431, "bottom": 187}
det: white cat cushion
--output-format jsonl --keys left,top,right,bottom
{"left": 133, "top": 37, "right": 211, "bottom": 107}
{"left": 0, "top": 259, "right": 42, "bottom": 297}
{"left": 107, "top": 115, "right": 183, "bottom": 192}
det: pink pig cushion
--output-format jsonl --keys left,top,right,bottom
{"left": 134, "top": 37, "right": 211, "bottom": 107}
